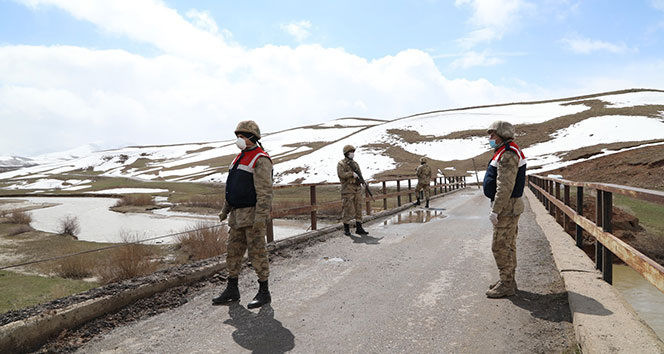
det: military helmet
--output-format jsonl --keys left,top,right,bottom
{"left": 487, "top": 120, "right": 515, "bottom": 140}
{"left": 235, "top": 120, "right": 261, "bottom": 139}
{"left": 420, "top": 157, "right": 427, "bottom": 163}
{"left": 343, "top": 145, "right": 355, "bottom": 154}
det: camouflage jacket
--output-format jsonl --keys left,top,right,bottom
{"left": 337, "top": 157, "right": 362, "bottom": 194}
{"left": 492, "top": 150, "right": 524, "bottom": 216}
{"left": 221, "top": 155, "right": 273, "bottom": 229}
{"left": 416, "top": 164, "right": 432, "bottom": 185}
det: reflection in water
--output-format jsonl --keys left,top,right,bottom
{"left": 383, "top": 209, "right": 447, "bottom": 225}
{"left": 613, "top": 264, "right": 664, "bottom": 340}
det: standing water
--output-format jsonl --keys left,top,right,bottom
{"left": 613, "top": 264, "right": 664, "bottom": 340}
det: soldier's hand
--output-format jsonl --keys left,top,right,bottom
{"left": 489, "top": 212, "right": 498, "bottom": 226}
{"left": 352, "top": 172, "right": 360, "bottom": 179}
{"left": 218, "top": 210, "right": 228, "bottom": 222}
{"left": 253, "top": 218, "right": 266, "bottom": 231}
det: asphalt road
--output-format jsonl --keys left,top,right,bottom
{"left": 77, "top": 189, "right": 575, "bottom": 354}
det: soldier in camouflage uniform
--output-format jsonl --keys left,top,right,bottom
{"left": 213, "top": 120, "right": 274, "bottom": 309}
{"left": 337, "top": 145, "right": 369, "bottom": 236}
{"left": 483, "top": 120, "right": 527, "bottom": 298}
{"left": 415, "top": 157, "right": 432, "bottom": 208}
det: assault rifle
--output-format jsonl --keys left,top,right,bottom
{"left": 348, "top": 161, "right": 375, "bottom": 201}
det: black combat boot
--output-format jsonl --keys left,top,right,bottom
{"left": 343, "top": 223, "right": 351, "bottom": 236}
{"left": 355, "top": 221, "right": 369, "bottom": 235}
{"left": 247, "top": 279, "right": 271, "bottom": 309}
{"left": 425, "top": 200, "right": 429, "bottom": 208}
{"left": 415, "top": 197, "right": 421, "bottom": 205}
{"left": 212, "top": 277, "right": 240, "bottom": 305}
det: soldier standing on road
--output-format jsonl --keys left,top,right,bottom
{"left": 483, "top": 120, "right": 527, "bottom": 298}
{"left": 415, "top": 157, "right": 432, "bottom": 208}
{"left": 214, "top": 120, "right": 273, "bottom": 309}
{"left": 337, "top": 145, "right": 370, "bottom": 237}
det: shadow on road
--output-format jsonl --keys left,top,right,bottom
{"left": 349, "top": 234, "right": 383, "bottom": 245}
{"left": 566, "top": 291, "right": 614, "bottom": 316}
{"left": 507, "top": 290, "right": 576, "bottom": 323}
{"left": 224, "top": 303, "right": 295, "bottom": 354}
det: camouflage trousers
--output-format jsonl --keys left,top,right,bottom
{"left": 491, "top": 213, "right": 519, "bottom": 284}
{"left": 226, "top": 226, "right": 269, "bottom": 281}
{"left": 341, "top": 189, "right": 363, "bottom": 224}
{"left": 415, "top": 182, "right": 430, "bottom": 200}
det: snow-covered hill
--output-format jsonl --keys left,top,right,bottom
{"left": 2, "top": 89, "right": 664, "bottom": 193}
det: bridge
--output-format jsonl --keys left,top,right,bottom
{"left": 2, "top": 179, "right": 664, "bottom": 353}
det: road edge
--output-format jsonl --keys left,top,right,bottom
{"left": 525, "top": 189, "right": 664, "bottom": 354}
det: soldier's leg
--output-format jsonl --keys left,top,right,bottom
{"left": 341, "top": 194, "right": 353, "bottom": 235}
{"left": 415, "top": 184, "right": 422, "bottom": 204}
{"left": 354, "top": 189, "right": 363, "bottom": 222}
{"left": 247, "top": 226, "right": 269, "bottom": 281}
{"left": 246, "top": 226, "right": 271, "bottom": 308}
{"left": 226, "top": 227, "right": 248, "bottom": 279}
{"left": 491, "top": 215, "right": 518, "bottom": 284}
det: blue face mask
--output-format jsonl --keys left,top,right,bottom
{"left": 489, "top": 139, "right": 499, "bottom": 149}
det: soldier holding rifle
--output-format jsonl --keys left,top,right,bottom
{"left": 337, "top": 145, "right": 372, "bottom": 236}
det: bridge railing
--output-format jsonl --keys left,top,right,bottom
{"left": 527, "top": 174, "right": 664, "bottom": 294}
{"left": 267, "top": 175, "right": 467, "bottom": 242}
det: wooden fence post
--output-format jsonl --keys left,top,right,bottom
{"left": 576, "top": 186, "right": 584, "bottom": 248}
{"left": 397, "top": 180, "right": 401, "bottom": 207}
{"left": 595, "top": 190, "right": 604, "bottom": 270}
{"left": 602, "top": 191, "right": 614, "bottom": 284}
{"left": 563, "top": 184, "right": 570, "bottom": 233}
{"left": 408, "top": 179, "right": 412, "bottom": 202}
{"left": 310, "top": 185, "right": 317, "bottom": 231}
{"left": 382, "top": 181, "right": 387, "bottom": 210}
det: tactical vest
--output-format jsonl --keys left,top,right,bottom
{"left": 483, "top": 141, "right": 527, "bottom": 201}
{"left": 225, "top": 146, "right": 271, "bottom": 208}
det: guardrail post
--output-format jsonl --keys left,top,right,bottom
{"left": 408, "top": 179, "right": 412, "bottom": 202}
{"left": 549, "top": 181, "right": 555, "bottom": 216}
{"left": 576, "top": 186, "right": 584, "bottom": 248}
{"left": 555, "top": 182, "right": 561, "bottom": 223}
{"left": 463, "top": 176, "right": 466, "bottom": 188}
{"left": 397, "top": 180, "right": 402, "bottom": 207}
{"left": 563, "top": 184, "right": 570, "bottom": 233}
{"left": 365, "top": 187, "right": 372, "bottom": 216}
{"left": 382, "top": 181, "right": 387, "bottom": 210}
{"left": 595, "top": 190, "right": 604, "bottom": 270}
{"left": 267, "top": 216, "right": 274, "bottom": 243}
{"left": 602, "top": 191, "right": 614, "bottom": 284}
{"left": 310, "top": 185, "right": 317, "bottom": 231}
{"left": 444, "top": 176, "right": 448, "bottom": 193}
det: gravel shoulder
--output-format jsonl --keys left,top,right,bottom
{"left": 53, "top": 189, "right": 576, "bottom": 354}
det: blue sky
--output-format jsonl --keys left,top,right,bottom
{"left": 1, "top": 0, "right": 664, "bottom": 156}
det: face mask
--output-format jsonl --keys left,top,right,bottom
{"left": 235, "top": 137, "right": 247, "bottom": 150}
{"left": 347, "top": 152, "right": 354, "bottom": 159}
{"left": 489, "top": 139, "right": 498, "bottom": 149}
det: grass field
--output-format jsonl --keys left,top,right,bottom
{"left": 0, "top": 270, "right": 99, "bottom": 313}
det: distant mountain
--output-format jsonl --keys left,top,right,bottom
{"left": 1, "top": 88, "right": 663, "bottom": 192}
{"left": 0, "top": 156, "right": 35, "bottom": 170}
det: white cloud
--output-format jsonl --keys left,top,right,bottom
{"left": 186, "top": 9, "right": 219, "bottom": 34}
{"left": 450, "top": 51, "right": 503, "bottom": 69}
{"left": 455, "top": 0, "right": 533, "bottom": 48}
{"left": 560, "top": 37, "right": 629, "bottom": 54}
{"left": 651, "top": 0, "right": 664, "bottom": 11}
{"left": 280, "top": 20, "right": 312, "bottom": 42}
{"left": 1, "top": 0, "right": 527, "bottom": 157}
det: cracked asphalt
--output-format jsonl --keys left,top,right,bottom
{"left": 76, "top": 189, "right": 576, "bottom": 354}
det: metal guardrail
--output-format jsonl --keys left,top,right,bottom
{"left": 266, "top": 175, "right": 467, "bottom": 242}
{"left": 528, "top": 174, "right": 664, "bottom": 294}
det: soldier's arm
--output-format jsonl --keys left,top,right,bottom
{"left": 253, "top": 157, "right": 273, "bottom": 219}
{"left": 492, "top": 151, "right": 518, "bottom": 215}
{"left": 337, "top": 161, "right": 353, "bottom": 181}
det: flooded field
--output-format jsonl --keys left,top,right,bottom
{"left": 613, "top": 264, "right": 664, "bottom": 340}
{"left": 1, "top": 197, "right": 333, "bottom": 244}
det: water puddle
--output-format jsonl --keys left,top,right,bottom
{"left": 383, "top": 208, "right": 447, "bottom": 225}
{"left": 613, "top": 264, "right": 664, "bottom": 340}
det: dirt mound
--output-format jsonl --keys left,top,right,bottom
{"left": 549, "top": 144, "right": 664, "bottom": 191}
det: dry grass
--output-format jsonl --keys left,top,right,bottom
{"left": 114, "top": 194, "right": 155, "bottom": 207}
{"left": 59, "top": 215, "right": 80, "bottom": 236}
{"left": 176, "top": 223, "right": 228, "bottom": 261}
{"left": 56, "top": 254, "right": 94, "bottom": 279}
{"left": 7, "top": 211, "right": 32, "bottom": 225}
{"left": 7, "top": 224, "right": 32, "bottom": 236}
{"left": 97, "top": 233, "right": 159, "bottom": 284}
{"left": 177, "top": 195, "right": 224, "bottom": 209}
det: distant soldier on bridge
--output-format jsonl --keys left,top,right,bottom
{"left": 214, "top": 120, "right": 273, "bottom": 309}
{"left": 337, "top": 145, "right": 370, "bottom": 237}
{"left": 483, "top": 120, "right": 527, "bottom": 298}
{"left": 415, "top": 156, "right": 432, "bottom": 208}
